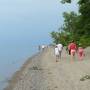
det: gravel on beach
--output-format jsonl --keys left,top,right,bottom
{"left": 5, "top": 47, "right": 90, "bottom": 90}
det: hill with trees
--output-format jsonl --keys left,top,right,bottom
{"left": 51, "top": 0, "right": 90, "bottom": 47}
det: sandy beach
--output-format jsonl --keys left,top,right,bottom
{"left": 5, "top": 47, "right": 90, "bottom": 90}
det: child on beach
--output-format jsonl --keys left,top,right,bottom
{"left": 55, "top": 46, "right": 59, "bottom": 62}
{"left": 57, "top": 43, "right": 63, "bottom": 59}
{"left": 78, "top": 46, "right": 85, "bottom": 60}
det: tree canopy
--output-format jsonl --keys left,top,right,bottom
{"left": 51, "top": 0, "right": 90, "bottom": 47}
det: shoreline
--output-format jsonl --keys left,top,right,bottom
{"left": 4, "top": 51, "right": 42, "bottom": 90}
{"left": 4, "top": 47, "right": 90, "bottom": 90}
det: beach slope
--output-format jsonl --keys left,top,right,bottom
{"left": 5, "top": 47, "right": 90, "bottom": 90}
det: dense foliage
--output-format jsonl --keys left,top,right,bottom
{"left": 51, "top": 0, "right": 90, "bottom": 47}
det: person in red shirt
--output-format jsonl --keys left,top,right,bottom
{"left": 68, "top": 40, "right": 77, "bottom": 61}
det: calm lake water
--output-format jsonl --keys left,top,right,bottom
{"left": 0, "top": 37, "right": 50, "bottom": 90}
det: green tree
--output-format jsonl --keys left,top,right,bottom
{"left": 62, "top": 12, "right": 78, "bottom": 35}
{"left": 51, "top": 0, "right": 90, "bottom": 47}
{"left": 78, "top": 0, "right": 90, "bottom": 36}
{"left": 51, "top": 11, "right": 79, "bottom": 45}
{"left": 61, "top": 0, "right": 71, "bottom": 3}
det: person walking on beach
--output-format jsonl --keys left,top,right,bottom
{"left": 78, "top": 44, "right": 85, "bottom": 60}
{"left": 57, "top": 43, "right": 63, "bottom": 60}
{"left": 38, "top": 45, "right": 41, "bottom": 51}
{"left": 68, "top": 40, "right": 77, "bottom": 61}
{"left": 55, "top": 45, "right": 60, "bottom": 62}
{"left": 41, "top": 45, "right": 45, "bottom": 51}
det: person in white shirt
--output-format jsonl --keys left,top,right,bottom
{"left": 41, "top": 45, "right": 45, "bottom": 51}
{"left": 57, "top": 43, "right": 63, "bottom": 59}
{"left": 55, "top": 46, "right": 59, "bottom": 62}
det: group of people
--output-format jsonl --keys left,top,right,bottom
{"left": 55, "top": 40, "right": 85, "bottom": 62}
{"left": 38, "top": 44, "right": 48, "bottom": 51}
